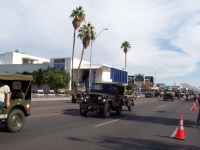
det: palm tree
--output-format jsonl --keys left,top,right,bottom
{"left": 70, "top": 6, "right": 86, "bottom": 89}
{"left": 121, "top": 41, "right": 131, "bottom": 70}
{"left": 76, "top": 22, "right": 96, "bottom": 85}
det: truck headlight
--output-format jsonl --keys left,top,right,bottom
{"left": 86, "top": 95, "right": 90, "bottom": 99}
{"left": 98, "top": 96, "right": 103, "bottom": 100}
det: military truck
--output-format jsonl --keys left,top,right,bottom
{"left": 145, "top": 91, "right": 155, "bottom": 98}
{"left": 71, "top": 92, "right": 85, "bottom": 103}
{"left": 154, "top": 91, "right": 160, "bottom": 97}
{"left": 163, "top": 90, "right": 175, "bottom": 101}
{"left": 174, "top": 90, "right": 181, "bottom": 99}
{"left": 0, "top": 73, "right": 33, "bottom": 132}
{"left": 172, "top": 88, "right": 181, "bottom": 99}
{"left": 79, "top": 82, "right": 135, "bottom": 118}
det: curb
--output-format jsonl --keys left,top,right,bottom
{"left": 31, "top": 96, "right": 72, "bottom": 101}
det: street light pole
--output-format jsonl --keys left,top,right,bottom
{"left": 88, "top": 28, "right": 108, "bottom": 89}
{"left": 174, "top": 77, "right": 180, "bottom": 85}
{"left": 155, "top": 68, "right": 163, "bottom": 88}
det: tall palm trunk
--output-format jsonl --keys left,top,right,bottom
{"left": 76, "top": 47, "right": 85, "bottom": 85}
{"left": 125, "top": 53, "right": 127, "bottom": 70}
{"left": 71, "top": 29, "right": 76, "bottom": 90}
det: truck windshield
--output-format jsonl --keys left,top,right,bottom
{"left": 91, "top": 83, "right": 117, "bottom": 92}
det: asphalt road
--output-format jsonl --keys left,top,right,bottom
{"left": 0, "top": 96, "right": 200, "bottom": 150}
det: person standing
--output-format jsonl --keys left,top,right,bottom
{"left": 0, "top": 79, "right": 10, "bottom": 108}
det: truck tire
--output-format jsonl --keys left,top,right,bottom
{"left": 80, "top": 107, "right": 87, "bottom": 117}
{"left": 103, "top": 103, "right": 110, "bottom": 118}
{"left": 72, "top": 98, "right": 76, "bottom": 103}
{"left": 116, "top": 103, "right": 122, "bottom": 115}
{"left": 127, "top": 100, "right": 134, "bottom": 111}
{"left": 5, "top": 109, "right": 25, "bottom": 132}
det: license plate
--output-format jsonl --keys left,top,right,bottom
{"left": 0, "top": 114, "right": 7, "bottom": 119}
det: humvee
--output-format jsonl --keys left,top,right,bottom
{"left": 79, "top": 82, "right": 135, "bottom": 118}
{"left": 0, "top": 73, "right": 33, "bottom": 132}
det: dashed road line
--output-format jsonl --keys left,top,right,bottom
{"left": 157, "top": 105, "right": 166, "bottom": 108}
{"left": 94, "top": 115, "right": 132, "bottom": 127}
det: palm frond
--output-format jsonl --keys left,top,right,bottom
{"left": 77, "top": 22, "right": 96, "bottom": 49}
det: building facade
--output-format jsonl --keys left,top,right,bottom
{"left": 0, "top": 52, "right": 128, "bottom": 92}
{"left": 128, "top": 74, "right": 154, "bottom": 92}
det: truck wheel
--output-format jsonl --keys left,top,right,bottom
{"left": 116, "top": 103, "right": 122, "bottom": 115}
{"left": 5, "top": 109, "right": 25, "bottom": 132}
{"left": 72, "top": 98, "right": 76, "bottom": 103}
{"left": 127, "top": 101, "right": 134, "bottom": 111}
{"left": 103, "top": 103, "right": 110, "bottom": 118}
{"left": 80, "top": 107, "right": 87, "bottom": 117}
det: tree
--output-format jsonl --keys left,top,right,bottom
{"left": 31, "top": 69, "right": 44, "bottom": 88}
{"left": 76, "top": 22, "right": 96, "bottom": 85}
{"left": 121, "top": 41, "right": 131, "bottom": 70}
{"left": 42, "top": 68, "right": 70, "bottom": 90}
{"left": 141, "top": 81, "right": 153, "bottom": 91}
{"left": 70, "top": 6, "right": 86, "bottom": 89}
{"left": 14, "top": 49, "right": 19, "bottom": 53}
{"left": 126, "top": 83, "right": 134, "bottom": 92}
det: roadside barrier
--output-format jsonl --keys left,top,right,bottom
{"left": 174, "top": 116, "right": 185, "bottom": 140}
{"left": 195, "top": 99, "right": 199, "bottom": 105}
{"left": 191, "top": 102, "right": 196, "bottom": 111}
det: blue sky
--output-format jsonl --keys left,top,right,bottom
{"left": 0, "top": 0, "right": 200, "bottom": 89}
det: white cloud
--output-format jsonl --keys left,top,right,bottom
{"left": 0, "top": 0, "right": 200, "bottom": 87}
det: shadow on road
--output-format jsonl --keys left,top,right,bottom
{"left": 66, "top": 135, "right": 199, "bottom": 150}
{"left": 61, "top": 107, "right": 196, "bottom": 128}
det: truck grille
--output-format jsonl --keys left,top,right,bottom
{"left": 89, "top": 95, "right": 98, "bottom": 104}
{"left": 76, "top": 94, "right": 81, "bottom": 98}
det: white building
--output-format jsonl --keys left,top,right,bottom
{"left": 0, "top": 51, "right": 49, "bottom": 64}
{"left": 0, "top": 52, "right": 128, "bottom": 92}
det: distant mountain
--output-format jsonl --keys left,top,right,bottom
{"left": 182, "top": 83, "right": 200, "bottom": 92}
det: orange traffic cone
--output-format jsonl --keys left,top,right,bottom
{"left": 191, "top": 102, "right": 196, "bottom": 111}
{"left": 175, "top": 116, "right": 185, "bottom": 140}
{"left": 195, "top": 99, "right": 199, "bottom": 105}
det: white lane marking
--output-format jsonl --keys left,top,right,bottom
{"left": 157, "top": 105, "right": 166, "bottom": 108}
{"left": 94, "top": 115, "right": 132, "bottom": 127}
{"left": 170, "top": 127, "right": 177, "bottom": 138}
